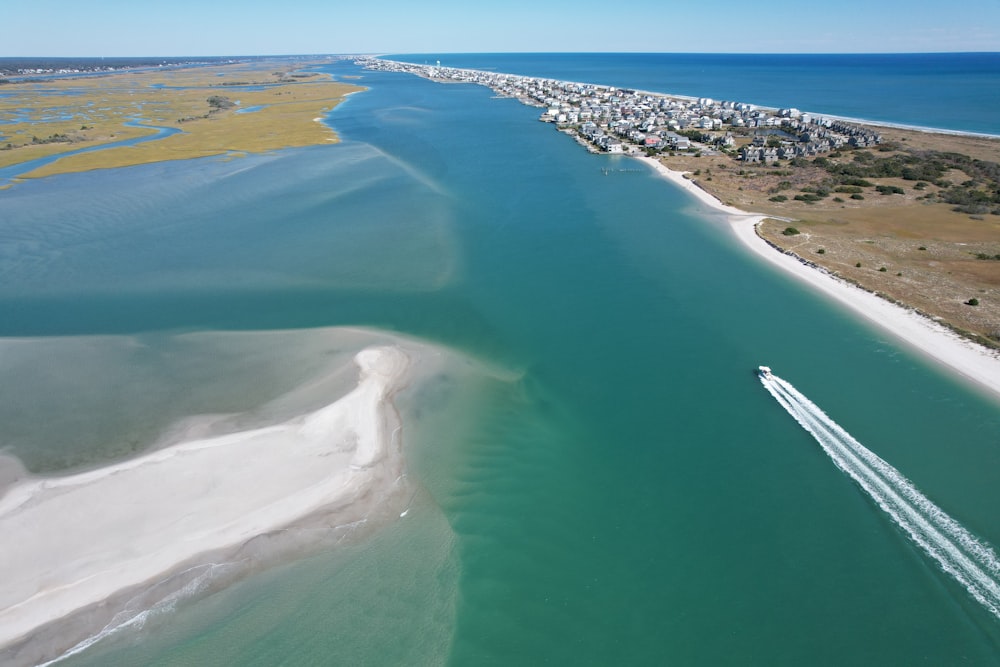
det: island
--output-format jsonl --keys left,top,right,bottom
{"left": 0, "top": 57, "right": 362, "bottom": 183}
{"left": 361, "top": 57, "right": 1000, "bottom": 361}
{"left": 1, "top": 54, "right": 996, "bottom": 379}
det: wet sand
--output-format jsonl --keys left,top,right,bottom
{"left": 0, "top": 341, "right": 416, "bottom": 665}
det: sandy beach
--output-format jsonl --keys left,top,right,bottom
{"left": 0, "top": 343, "right": 412, "bottom": 665}
{"left": 636, "top": 156, "right": 1000, "bottom": 401}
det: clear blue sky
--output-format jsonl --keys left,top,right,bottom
{"left": 5, "top": 0, "right": 999, "bottom": 56}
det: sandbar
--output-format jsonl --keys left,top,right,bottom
{"left": 0, "top": 343, "right": 412, "bottom": 665}
{"left": 637, "top": 155, "right": 1000, "bottom": 400}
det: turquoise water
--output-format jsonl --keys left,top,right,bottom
{"left": 1, "top": 59, "right": 999, "bottom": 664}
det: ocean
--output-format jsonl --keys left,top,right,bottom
{"left": 390, "top": 52, "right": 1000, "bottom": 136}
{"left": 1, "top": 54, "right": 999, "bottom": 665}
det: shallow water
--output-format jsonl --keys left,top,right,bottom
{"left": 0, "top": 121, "right": 182, "bottom": 186}
{"left": 1, "top": 58, "right": 998, "bottom": 665}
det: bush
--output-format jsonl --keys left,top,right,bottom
{"left": 966, "top": 298, "right": 980, "bottom": 306}
{"left": 816, "top": 248, "right": 826, "bottom": 254}
{"left": 876, "top": 185, "right": 905, "bottom": 195}
{"left": 850, "top": 194, "right": 865, "bottom": 200}
{"left": 839, "top": 177, "right": 874, "bottom": 187}
{"left": 856, "top": 262, "right": 862, "bottom": 267}
{"left": 879, "top": 267, "right": 888, "bottom": 272}
{"left": 769, "top": 195, "right": 788, "bottom": 202}
{"left": 207, "top": 95, "right": 235, "bottom": 110}
{"left": 782, "top": 227, "right": 800, "bottom": 236}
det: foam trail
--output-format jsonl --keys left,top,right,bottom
{"left": 37, "top": 561, "right": 238, "bottom": 667}
{"left": 759, "top": 370, "right": 1000, "bottom": 620}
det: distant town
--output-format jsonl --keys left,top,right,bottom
{"left": 0, "top": 57, "right": 255, "bottom": 81}
{"left": 359, "top": 57, "right": 881, "bottom": 164}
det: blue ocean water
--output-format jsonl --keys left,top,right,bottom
{"left": 391, "top": 52, "right": 1000, "bottom": 135}
{"left": 0, "top": 57, "right": 998, "bottom": 665}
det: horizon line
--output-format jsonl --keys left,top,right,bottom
{"left": 2, "top": 50, "right": 999, "bottom": 60}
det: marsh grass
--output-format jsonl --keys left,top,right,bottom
{"left": 0, "top": 60, "right": 362, "bottom": 177}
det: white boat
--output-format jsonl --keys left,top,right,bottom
{"left": 758, "top": 365, "right": 773, "bottom": 379}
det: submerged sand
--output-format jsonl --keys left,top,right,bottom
{"left": 637, "top": 156, "right": 1000, "bottom": 401}
{"left": 0, "top": 342, "right": 414, "bottom": 665}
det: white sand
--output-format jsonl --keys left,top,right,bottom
{"left": 636, "top": 156, "right": 1000, "bottom": 400}
{"left": 0, "top": 345, "right": 409, "bottom": 653}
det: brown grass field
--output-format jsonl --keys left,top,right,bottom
{"left": 3, "top": 63, "right": 998, "bottom": 348}
{"left": 656, "top": 128, "right": 1000, "bottom": 347}
{"left": 0, "top": 59, "right": 362, "bottom": 179}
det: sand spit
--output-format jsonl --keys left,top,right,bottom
{"left": 636, "top": 156, "right": 1000, "bottom": 401}
{"left": 0, "top": 344, "right": 411, "bottom": 665}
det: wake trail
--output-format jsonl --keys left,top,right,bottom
{"left": 759, "top": 370, "right": 1000, "bottom": 620}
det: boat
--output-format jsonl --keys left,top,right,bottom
{"left": 757, "top": 365, "right": 773, "bottom": 379}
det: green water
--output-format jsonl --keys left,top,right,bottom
{"left": 1, "top": 63, "right": 998, "bottom": 665}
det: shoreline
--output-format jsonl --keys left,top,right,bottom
{"left": 636, "top": 155, "right": 1000, "bottom": 401}
{"left": 379, "top": 57, "right": 997, "bottom": 140}
{"left": 0, "top": 58, "right": 362, "bottom": 184}
{"left": 0, "top": 343, "right": 414, "bottom": 666}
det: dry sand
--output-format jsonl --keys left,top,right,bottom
{"left": 0, "top": 344, "right": 412, "bottom": 664}
{"left": 636, "top": 156, "right": 1000, "bottom": 400}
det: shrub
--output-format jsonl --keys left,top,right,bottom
{"left": 879, "top": 267, "right": 888, "bottom": 272}
{"left": 769, "top": 195, "right": 788, "bottom": 202}
{"left": 966, "top": 298, "right": 980, "bottom": 306}
{"left": 839, "top": 177, "right": 874, "bottom": 187}
{"left": 850, "top": 194, "right": 865, "bottom": 200}
{"left": 816, "top": 248, "right": 826, "bottom": 254}
{"left": 782, "top": 227, "right": 800, "bottom": 236}
{"left": 207, "top": 95, "right": 236, "bottom": 110}
{"left": 856, "top": 262, "right": 862, "bottom": 267}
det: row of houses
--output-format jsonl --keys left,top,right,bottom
{"left": 359, "top": 58, "right": 881, "bottom": 160}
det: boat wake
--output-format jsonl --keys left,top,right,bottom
{"left": 758, "top": 367, "right": 1000, "bottom": 620}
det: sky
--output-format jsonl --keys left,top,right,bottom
{"left": 3, "top": 0, "right": 999, "bottom": 57}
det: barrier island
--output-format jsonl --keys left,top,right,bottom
{"left": 361, "top": 57, "right": 1000, "bottom": 355}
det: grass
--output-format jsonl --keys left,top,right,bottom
{"left": 655, "top": 128, "right": 1000, "bottom": 346}
{"left": 0, "top": 60, "right": 363, "bottom": 178}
